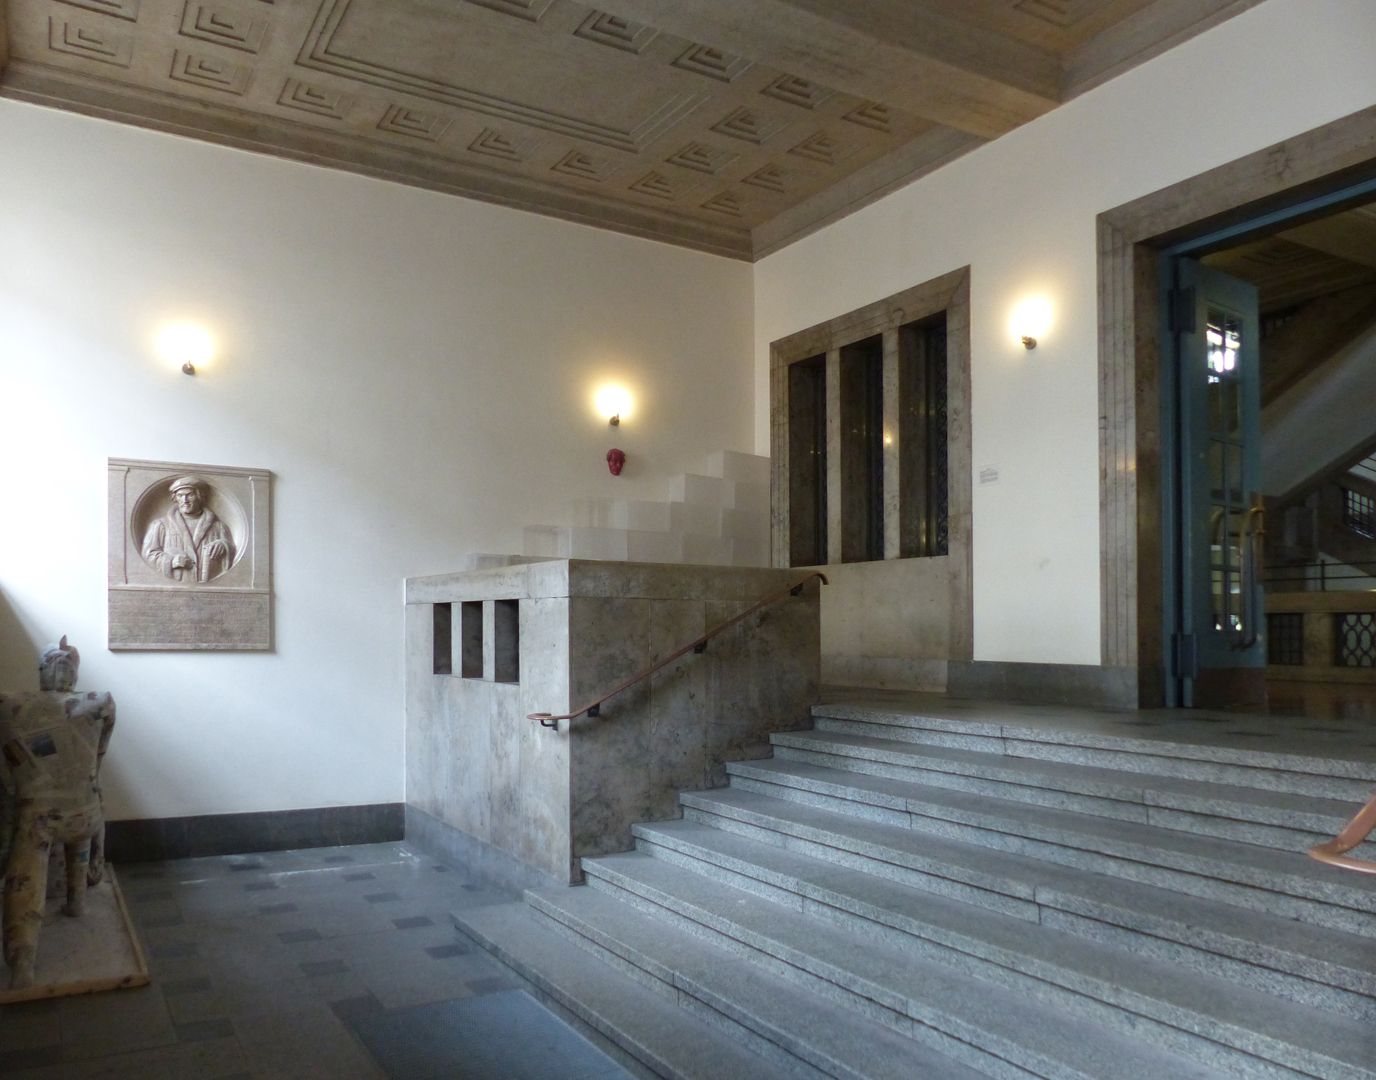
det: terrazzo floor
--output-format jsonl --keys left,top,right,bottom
{"left": 0, "top": 842, "right": 635, "bottom": 1079}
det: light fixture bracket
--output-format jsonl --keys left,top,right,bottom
{"left": 1021, "top": 336, "right": 1037, "bottom": 350}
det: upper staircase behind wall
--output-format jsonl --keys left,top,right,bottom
{"left": 522, "top": 450, "right": 771, "bottom": 568}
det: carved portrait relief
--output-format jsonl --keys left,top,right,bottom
{"left": 108, "top": 460, "right": 273, "bottom": 650}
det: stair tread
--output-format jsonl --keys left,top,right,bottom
{"left": 454, "top": 901, "right": 799, "bottom": 1080}
{"left": 769, "top": 730, "right": 1359, "bottom": 827}
{"left": 571, "top": 854, "right": 1232, "bottom": 1080}
{"left": 816, "top": 701, "right": 1376, "bottom": 778}
{"left": 727, "top": 758, "right": 1376, "bottom": 908}
{"left": 639, "top": 816, "right": 1376, "bottom": 991}
{"left": 624, "top": 818, "right": 1376, "bottom": 1071}
{"left": 523, "top": 885, "right": 988, "bottom": 1080}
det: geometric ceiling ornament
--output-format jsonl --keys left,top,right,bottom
{"left": 377, "top": 103, "right": 451, "bottom": 141}
{"left": 628, "top": 171, "right": 677, "bottom": 201}
{"left": 671, "top": 44, "right": 752, "bottom": 83}
{"left": 277, "top": 78, "right": 352, "bottom": 120}
{"left": 711, "top": 106, "right": 787, "bottom": 146}
{"left": 664, "top": 140, "right": 738, "bottom": 176}
{"left": 468, "top": 126, "right": 532, "bottom": 161}
{"left": 788, "top": 130, "right": 850, "bottom": 166}
{"left": 297, "top": 0, "right": 702, "bottom": 153}
{"left": 842, "top": 102, "right": 891, "bottom": 133}
{"left": 741, "top": 163, "right": 787, "bottom": 195}
{"left": 169, "top": 50, "right": 252, "bottom": 94}
{"left": 464, "top": 0, "right": 556, "bottom": 23}
{"left": 47, "top": 16, "right": 134, "bottom": 67}
{"left": 701, "top": 190, "right": 742, "bottom": 217}
{"left": 551, "top": 149, "right": 607, "bottom": 183}
{"left": 760, "top": 75, "right": 832, "bottom": 110}
{"left": 179, "top": 4, "right": 271, "bottom": 54}
{"left": 573, "top": 11, "right": 658, "bottom": 55}
{"left": 55, "top": 0, "right": 140, "bottom": 20}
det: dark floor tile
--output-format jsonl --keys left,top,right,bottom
{"left": 175, "top": 1017, "right": 236, "bottom": 1043}
{"left": 151, "top": 941, "right": 200, "bottom": 960}
{"left": 322, "top": 855, "right": 355, "bottom": 864}
{"left": 424, "top": 943, "right": 470, "bottom": 959}
{"left": 140, "top": 913, "right": 185, "bottom": 929}
{"left": 162, "top": 976, "right": 214, "bottom": 997}
{"left": 466, "top": 975, "right": 518, "bottom": 994}
{"left": 431, "top": 865, "right": 450, "bottom": 873}
{"left": 259, "top": 902, "right": 299, "bottom": 915}
{"left": 134, "top": 888, "right": 176, "bottom": 902}
{"left": 344, "top": 872, "right": 376, "bottom": 882}
{"left": 302, "top": 959, "right": 349, "bottom": 977}
{"left": 363, "top": 892, "right": 401, "bottom": 903}
{"left": 392, "top": 916, "right": 434, "bottom": 930}
{"left": 244, "top": 881, "right": 279, "bottom": 892}
{"left": 278, "top": 929, "right": 322, "bottom": 944}
{"left": 329, "top": 992, "right": 387, "bottom": 1026}
{"left": 0, "top": 1046, "right": 64, "bottom": 1072}
{"left": 228, "top": 862, "right": 264, "bottom": 872}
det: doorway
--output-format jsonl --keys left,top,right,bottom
{"left": 1160, "top": 190, "right": 1376, "bottom": 711}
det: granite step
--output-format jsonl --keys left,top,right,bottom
{"left": 767, "top": 730, "right": 1361, "bottom": 850}
{"left": 679, "top": 786, "right": 1376, "bottom": 938}
{"left": 624, "top": 817, "right": 1376, "bottom": 1075}
{"left": 635, "top": 816, "right": 1376, "bottom": 1021}
{"left": 525, "top": 869, "right": 1227, "bottom": 1078}
{"left": 721, "top": 761, "right": 1376, "bottom": 917}
{"left": 514, "top": 886, "right": 991, "bottom": 1080}
{"left": 452, "top": 900, "right": 805, "bottom": 1080}
{"left": 812, "top": 705, "right": 1376, "bottom": 800}
{"left": 566, "top": 854, "right": 1231, "bottom": 1080}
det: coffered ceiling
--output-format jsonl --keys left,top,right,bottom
{"left": 0, "top": 0, "right": 1262, "bottom": 259}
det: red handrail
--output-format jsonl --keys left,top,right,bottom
{"left": 529, "top": 572, "right": 828, "bottom": 730}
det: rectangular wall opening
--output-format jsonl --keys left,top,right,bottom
{"left": 898, "top": 314, "right": 949, "bottom": 558}
{"left": 460, "top": 601, "right": 484, "bottom": 679}
{"left": 788, "top": 353, "right": 828, "bottom": 566}
{"left": 839, "top": 334, "right": 884, "bottom": 563}
{"left": 431, "top": 603, "right": 452, "bottom": 675}
{"left": 494, "top": 599, "right": 520, "bottom": 684}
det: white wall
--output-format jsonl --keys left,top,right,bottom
{"left": 0, "top": 100, "right": 754, "bottom": 821}
{"left": 753, "top": 0, "right": 1376, "bottom": 666}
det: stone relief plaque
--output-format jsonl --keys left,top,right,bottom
{"left": 107, "top": 459, "right": 272, "bottom": 650}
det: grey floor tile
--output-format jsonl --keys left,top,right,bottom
{"left": 58, "top": 986, "right": 177, "bottom": 1061}
{"left": 0, "top": 997, "right": 61, "bottom": 1051}
{"left": 234, "top": 999, "right": 385, "bottom": 1079}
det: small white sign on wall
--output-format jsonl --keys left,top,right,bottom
{"left": 978, "top": 466, "right": 1000, "bottom": 485}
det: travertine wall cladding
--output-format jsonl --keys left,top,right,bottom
{"left": 107, "top": 458, "right": 272, "bottom": 650}
{"left": 405, "top": 559, "right": 820, "bottom": 882}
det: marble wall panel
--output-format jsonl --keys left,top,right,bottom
{"left": 514, "top": 596, "right": 571, "bottom": 879}
{"left": 647, "top": 600, "right": 710, "bottom": 822}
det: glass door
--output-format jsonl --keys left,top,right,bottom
{"left": 1174, "top": 259, "right": 1265, "bottom": 707}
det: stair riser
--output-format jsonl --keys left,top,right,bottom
{"left": 1041, "top": 906, "right": 1376, "bottom": 1024}
{"left": 683, "top": 799, "right": 1376, "bottom": 940}
{"left": 581, "top": 871, "right": 1084, "bottom": 1080}
{"left": 681, "top": 805, "right": 1043, "bottom": 923}
{"left": 525, "top": 892, "right": 841, "bottom": 1080}
{"left": 726, "top": 776, "right": 1376, "bottom": 925}
{"left": 636, "top": 827, "right": 1376, "bottom": 1024}
{"left": 813, "top": 718, "right": 1375, "bottom": 800}
{"left": 756, "top": 753, "right": 1334, "bottom": 850}
{"left": 634, "top": 833, "right": 1376, "bottom": 1074}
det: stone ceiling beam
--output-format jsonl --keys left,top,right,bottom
{"left": 592, "top": 0, "right": 1061, "bottom": 139}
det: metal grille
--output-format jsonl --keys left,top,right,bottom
{"left": 933, "top": 331, "right": 949, "bottom": 557}
{"left": 1336, "top": 612, "right": 1376, "bottom": 668}
{"left": 1343, "top": 488, "right": 1376, "bottom": 539}
{"left": 1266, "top": 613, "right": 1304, "bottom": 666}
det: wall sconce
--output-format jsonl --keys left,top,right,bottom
{"left": 1009, "top": 296, "right": 1053, "bottom": 352}
{"left": 594, "top": 384, "right": 633, "bottom": 427}
{"left": 155, "top": 322, "right": 216, "bottom": 376}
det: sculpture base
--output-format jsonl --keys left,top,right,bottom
{"left": 0, "top": 867, "right": 149, "bottom": 1003}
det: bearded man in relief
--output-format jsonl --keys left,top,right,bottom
{"left": 141, "top": 475, "right": 235, "bottom": 583}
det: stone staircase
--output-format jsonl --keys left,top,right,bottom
{"left": 522, "top": 449, "right": 770, "bottom": 567}
{"left": 455, "top": 700, "right": 1376, "bottom": 1079}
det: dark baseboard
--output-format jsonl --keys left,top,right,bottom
{"left": 404, "top": 805, "right": 562, "bottom": 896}
{"left": 946, "top": 661, "right": 1139, "bottom": 709}
{"left": 106, "top": 802, "right": 404, "bottom": 863}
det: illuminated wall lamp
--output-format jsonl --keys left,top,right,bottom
{"left": 594, "top": 385, "right": 632, "bottom": 428}
{"left": 1010, "top": 296, "right": 1053, "bottom": 353}
{"left": 156, "top": 322, "right": 216, "bottom": 376}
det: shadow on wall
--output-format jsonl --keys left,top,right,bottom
{"left": 0, "top": 589, "right": 41, "bottom": 690}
